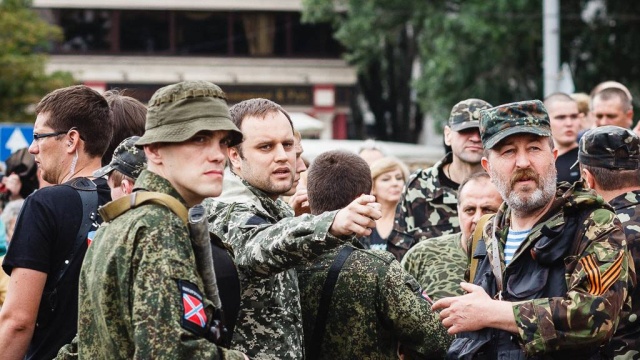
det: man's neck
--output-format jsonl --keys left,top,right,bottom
{"left": 598, "top": 186, "right": 640, "bottom": 203}
{"left": 509, "top": 198, "right": 555, "bottom": 231}
{"left": 555, "top": 142, "right": 578, "bottom": 156}
{"left": 447, "top": 159, "right": 484, "bottom": 184}
{"left": 58, "top": 156, "right": 102, "bottom": 184}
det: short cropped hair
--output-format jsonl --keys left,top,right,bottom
{"left": 593, "top": 87, "right": 632, "bottom": 112}
{"left": 581, "top": 164, "right": 640, "bottom": 191}
{"left": 307, "top": 150, "right": 372, "bottom": 215}
{"left": 543, "top": 92, "right": 575, "bottom": 108}
{"left": 229, "top": 98, "right": 293, "bottom": 156}
{"left": 102, "top": 89, "right": 146, "bottom": 166}
{"left": 35, "top": 85, "right": 113, "bottom": 158}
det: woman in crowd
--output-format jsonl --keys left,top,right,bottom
{"left": 361, "top": 157, "right": 409, "bottom": 259}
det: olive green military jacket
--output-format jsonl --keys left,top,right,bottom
{"left": 607, "top": 190, "right": 640, "bottom": 360}
{"left": 206, "top": 170, "right": 347, "bottom": 360}
{"left": 390, "top": 154, "right": 460, "bottom": 259}
{"left": 401, "top": 232, "right": 467, "bottom": 300}
{"left": 71, "top": 170, "right": 245, "bottom": 360}
{"left": 297, "top": 241, "right": 451, "bottom": 359}
{"left": 472, "top": 183, "right": 631, "bottom": 357}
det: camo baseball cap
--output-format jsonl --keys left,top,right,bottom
{"left": 136, "top": 81, "right": 242, "bottom": 146}
{"left": 576, "top": 125, "right": 640, "bottom": 170}
{"left": 448, "top": 99, "right": 493, "bottom": 131}
{"left": 94, "top": 136, "right": 147, "bottom": 179}
{"left": 479, "top": 100, "right": 551, "bottom": 149}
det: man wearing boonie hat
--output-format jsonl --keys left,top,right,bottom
{"left": 391, "top": 98, "right": 492, "bottom": 260}
{"left": 433, "top": 100, "right": 630, "bottom": 359}
{"left": 577, "top": 125, "right": 640, "bottom": 359}
{"left": 93, "top": 136, "right": 147, "bottom": 200}
{"left": 68, "top": 81, "right": 248, "bottom": 359}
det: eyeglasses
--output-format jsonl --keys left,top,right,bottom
{"left": 33, "top": 131, "right": 68, "bottom": 142}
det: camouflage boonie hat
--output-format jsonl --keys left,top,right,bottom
{"left": 93, "top": 136, "right": 146, "bottom": 179}
{"left": 479, "top": 100, "right": 551, "bottom": 149}
{"left": 577, "top": 125, "right": 640, "bottom": 170}
{"left": 448, "top": 99, "right": 493, "bottom": 131}
{"left": 136, "top": 81, "right": 242, "bottom": 146}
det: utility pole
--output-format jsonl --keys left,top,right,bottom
{"left": 543, "top": 0, "right": 560, "bottom": 97}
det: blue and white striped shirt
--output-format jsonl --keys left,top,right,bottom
{"left": 504, "top": 229, "right": 530, "bottom": 265}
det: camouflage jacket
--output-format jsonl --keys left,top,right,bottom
{"left": 401, "top": 232, "right": 467, "bottom": 300}
{"left": 607, "top": 190, "right": 640, "bottom": 360}
{"left": 296, "top": 240, "right": 451, "bottom": 359}
{"left": 390, "top": 153, "right": 460, "bottom": 259}
{"left": 454, "top": 181, "right": 630, "bottom": 359}
{"left": 66, "top": 170, "right": 245, "bottom": 360}
{"left": 205, "top": 170, "right": 346, "bottom": 360}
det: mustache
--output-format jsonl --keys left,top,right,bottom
{"left": 510, "top": 168, "right": 540, "bottom": 187}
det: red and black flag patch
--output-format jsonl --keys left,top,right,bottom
{"left": 579, "top": 252, "right": 624, "bottom": 296}
{"left": 178, "top": 280, "right": 208, "bottom": 336}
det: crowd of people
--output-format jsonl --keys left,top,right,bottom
{"left": 0, "top": 79, "right": 636, "bottom": 360}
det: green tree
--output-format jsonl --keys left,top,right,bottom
{"left": 561, "top": 0, "right": 640, "bottom": 100}
{"left": 302, "top": 0, "right": 427, "bottom": 142}
{"left": 0, "top": 0, "right": 74, "bottom": 123}
{"left": 417, "top": 1, "right": 543, "bottom": 127}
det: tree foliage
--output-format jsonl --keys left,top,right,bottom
{"left": 303, "top": 0, "right": 640, "bottom": 142}
{"left": 302, "top": 0, "right": 427, "bottom": 142}
{"left": 0, "top": 0, "right": 74, "bottom": 123}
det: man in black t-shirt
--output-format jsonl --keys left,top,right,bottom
{"left": 0, "top": 85, "right": 113, "bottom": 360}
{"left": 544, "top": 93, "right": 582, "bottom": 184}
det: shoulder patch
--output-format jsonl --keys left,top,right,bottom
{"left": 245, "top": 214, "right": 270, "bottom": 226}
{"left": 177, "top": 280, "right": 208, "bottom": 336}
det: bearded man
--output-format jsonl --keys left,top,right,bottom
{"left": 432, "top": 100, "right": 631, "bottom": 359}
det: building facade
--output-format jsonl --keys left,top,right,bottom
{"left": 33, "top": 0, "right": 356, "bottom": 139}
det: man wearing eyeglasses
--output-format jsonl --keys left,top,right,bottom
{"left": 0, "top": 85, "right": 113, "bottom": 360}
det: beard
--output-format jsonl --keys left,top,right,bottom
{"left": 490, "top": 165, "right": 557, "bottom": 216}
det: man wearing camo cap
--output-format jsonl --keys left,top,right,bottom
{"left": 93, "top": 136, "right": 147, "bottom": 200}
{"left": 433, "top": 100, "right": 630, "bottom": 359}
{"left": 391, "top": 98, "right": 491, "bottom": 260}
{"left": 65, "top": 81, "right": 248, "bottom": 359}
{"left": 578, "top": 125, "right": 639, "bottom": 359}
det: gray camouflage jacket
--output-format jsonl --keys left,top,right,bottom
{"left": 390, "top": 153, "right": 460, "bottom": 260}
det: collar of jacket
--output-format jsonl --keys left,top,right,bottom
{"left": 217, "top": 168, "right": 293, "bottom": 221}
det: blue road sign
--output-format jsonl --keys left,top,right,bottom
{"left": 0, "top": 124, "right": 33, "bottom": 161}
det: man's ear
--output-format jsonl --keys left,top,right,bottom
{"left": 66, "top": 128, "right": 82, "bottom": 154}
{"left": 121, "top": 178, "right": 134, "bottom": 195}
{"left": 582, "top": 168, "right": 596, "bottom": 190}
{"left": 444, "top": 126, "right": 452, "bottom": 146}
{"left": 228, "top": 146, "right": 242, "bottom": 171}
{"left": 143, "top": 144, "right": 163, "bottom": 165}
{"left": 481, "top": 156, "right": 490, "bottom": 173}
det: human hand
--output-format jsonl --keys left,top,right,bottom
{"left": 329, "top": 194, "right": 381, "bottom": 237}
{"left": 288, "top": 187, "right": 310, "bottom": 217}
{"left": 431, "top": 282, "right": 495, "bottom": 335}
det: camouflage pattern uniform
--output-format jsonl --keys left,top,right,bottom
{"left": 390, "top": 154, "right": 459, "bottom": 258}
{"left": 577, "top": 126, "right": 640, "bottom": 359}
{"left": 93, "top": 135, "right": 147, "bottom": 179}
{"left": 73, "top": 170, "right": 246, "bottom": 359}
{"left": 205, "top": 170, "right": 348, "bottom": 360}
{"left": 401, "top": 232, "right": 467, "bottom": 299}
{"left": 297, "top": 241, "right": 451, "bottom": 359}
{"left": 390, "top": 99, "right": 492, "bottom": 259}
{"left": 451, "top": 101, "right": 631, "bottom": 359}
{"left": 609, "top": 191, "right": 640, "bottom": 360}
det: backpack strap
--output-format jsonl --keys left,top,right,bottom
{"left": 308, "top": 245, "right": 355, "bottom": 360}
{"left": 467, "top": 214, "right": 493, "bottom": 283}
{"left": 55, "top": 177, "right": 99, "bottom": 285}
{"left": 99, "top": 191, "right": 188, "bottom": 225}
